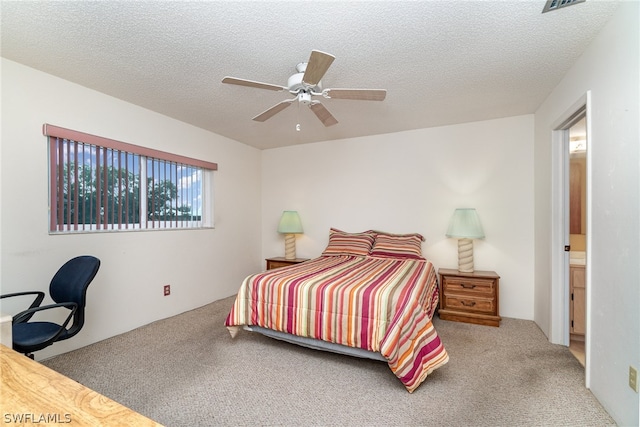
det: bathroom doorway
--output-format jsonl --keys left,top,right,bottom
{"left": 568, "top": 116, "right": 587, "bottom": 367}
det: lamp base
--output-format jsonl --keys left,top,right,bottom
{"left": 284, "top": 234, "right": 296, "bottom": 260}
{"left": 457, "top": 238, "right": 474, "bottom": 273}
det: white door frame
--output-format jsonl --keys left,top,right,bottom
{"left": 550, "top": 91, "right": 592, "bottom": 385}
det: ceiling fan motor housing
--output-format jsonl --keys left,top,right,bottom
{"left": 288, "top": 69, "right": 322, "bottom": 94}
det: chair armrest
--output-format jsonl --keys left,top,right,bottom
{"left": 0, "top": 291, "right": 46, "bottom": 323}
{"left": 0, "top": 291, "right": 45, "bottom": 302}
{"left": 12, "top": 302, "right": 77, "bottom": 327}
{"left": 12, "top": 302, "right": 78, "bottom": 350}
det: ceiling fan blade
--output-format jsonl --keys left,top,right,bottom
{"left": 222, "top": 76, "right": 287, "bottom": 92}
{"left": 309, "top": 101, "right": 338, "bottom": 127}
{"left": 323, "top": 88, "right": 387, "bottom": 101}
{"left": 302, "top": 50, "right": 335, "bottom": 86}
{"left": 252, "top": 99, "right": 295, "bottom": 122}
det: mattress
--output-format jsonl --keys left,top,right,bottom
{"left": 225, "top": 255, "right": 449, "bottom": 392}
{"left": 243, "top": 325, "right": 387, "bottom": 362}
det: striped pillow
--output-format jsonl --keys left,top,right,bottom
{"left": 369, "top": 232, "right": 425, "bottom": 259}
{"left": 321, "top": 228, "right": 375, "bottom": 257}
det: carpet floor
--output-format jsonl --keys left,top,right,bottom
{"left": 42, "top": 295, "right": 615, "bottom": 426}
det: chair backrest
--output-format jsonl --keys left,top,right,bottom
{"left": 49, "top": 255, "right": 101, "bottom": 339}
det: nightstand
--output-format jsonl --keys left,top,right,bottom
{"left": 265, "top": 257, "right": 309, "bottom": 270}
{"left": 438, "top": 268, "right": 501, "bottom": 327}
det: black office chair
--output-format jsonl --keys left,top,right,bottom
{"left": 0, "top": 255, "right": 100, "bottom": 358}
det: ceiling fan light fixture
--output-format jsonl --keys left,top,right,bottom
{"left": 298, "top": 92, "right": 312, "bottom": 106}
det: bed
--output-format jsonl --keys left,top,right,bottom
{"left": 224, "top": 228, "right": 449, "bottom": 393}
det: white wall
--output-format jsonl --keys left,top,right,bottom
{"left": 0, "top": 59, "right": 263, "bottom": 359}
{"left": 533, "top": 2, "right": 639, "bottom": 425}
{"left": 262, "top": 115, "right": 535, "bottom": 320}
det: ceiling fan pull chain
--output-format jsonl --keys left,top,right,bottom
{"left": 296, "top": 95, "right": 301, "bottom": 131}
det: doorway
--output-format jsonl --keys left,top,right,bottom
{"left": 568, "top": 117, "right": 587, "bottom": 367}
{"left": 549, "top": 92, "right": 591, "bottom": 386}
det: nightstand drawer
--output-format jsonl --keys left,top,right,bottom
{"left": 443, "top": 277, "right": 495, "bottom": 296}
{"left": 265, "top": 257, "right": 309, "bottom": 270}
{"left": 268, "top": 260, "right": 296, "bottom": 269}
{"left": 443, "top": 295, "right": 496, "bottom": 315}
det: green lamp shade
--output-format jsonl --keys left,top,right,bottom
{"left": 446, "top": 208, "right": 485, "bottom": 239}
{"left": 277, "top": 211, "right": 303, "bottom": 234}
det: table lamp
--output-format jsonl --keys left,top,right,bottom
{"left": 277, "top": 211, "right": 303, "bottom": 260}
{"left": 446, "top": 208, "right": 485, "bottom": 273}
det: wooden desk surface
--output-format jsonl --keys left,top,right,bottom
{"left": 0, "top": 344, "right": 162, "bottom": 426}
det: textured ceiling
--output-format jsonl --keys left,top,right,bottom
{"left": 0, "top": 1, "right": 619, "bottom": 149}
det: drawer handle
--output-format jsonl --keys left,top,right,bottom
{"left": 461, "top": 301, "right": 476, "bottom": 307}
{"left": 460, "top": 283, "right": 476, "bottom": 289}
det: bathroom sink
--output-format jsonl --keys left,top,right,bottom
{"left": 570, "top": 251, "right": 585, "bottom": 266}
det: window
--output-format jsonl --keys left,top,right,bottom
{"left": 43, "top": 124, "right": 217, "bottom": 233}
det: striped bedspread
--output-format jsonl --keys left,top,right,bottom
{"left": 224, "top": 255, "right": 449, "bottom": 392}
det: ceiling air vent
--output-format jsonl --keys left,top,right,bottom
{"left": 542, "top": 0, "right": 586, "bottom": 13}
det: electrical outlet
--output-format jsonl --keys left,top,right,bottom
{"left": 163, "top": 285, "right": 171, "bottom": 296}
{"left": 630, "top": 366, "right": 638, "bottom": 393}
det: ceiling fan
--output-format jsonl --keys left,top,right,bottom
{"left": 222, "top": 50, "right": 387, "bottom": 128}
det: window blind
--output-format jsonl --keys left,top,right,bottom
{"left": 43, "top": 124, "right": 217, "bottom": 233}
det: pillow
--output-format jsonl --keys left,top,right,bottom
{"left": 366, "top": 230, "right": 425, "bottom": 242}
{"left": 321, "top": 228, "right": 375, "bottom": 257}
{"left": 369, "top": 232, "right": 424, "bottom": 259}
